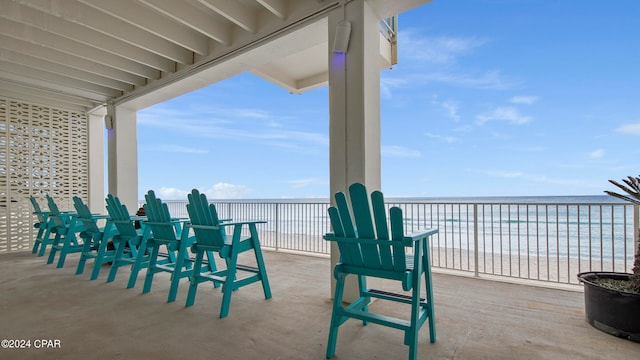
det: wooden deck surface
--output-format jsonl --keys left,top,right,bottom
{"left": 0, "top": 250, "right": 638, "bottom": 359}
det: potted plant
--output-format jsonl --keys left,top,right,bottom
{"left": 577, "top": 175, "right": 640, "bottom": 342}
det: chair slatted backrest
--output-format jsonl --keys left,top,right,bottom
{"left": 29, "top": 196, "right": 48, "bottom": 223}
{"left": 186, "top": 189, "right": 226, "bottom": 249}
{"left": 105, "top": 194, "right": 138, "bottom": 238}
{"left": 45, "top": 195, "right": 68, "bottom": 231}
{"left": 73, "top": 196, "right": 100, "bottom": 236}
{"left": 328, "top": 183, "right": 407, "bottom": 271}
{"left": 144, "top": 190, "right": 178, "bottom": 243}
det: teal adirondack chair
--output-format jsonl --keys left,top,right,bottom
{"left": 104, "top": 194, "right": 151, "bottom": 289}
{"left": 46, "top": 195, "right": 85, "bottom": 268}
{"left": 185, "top": 189, "right": 272, "bottom": 318}
{"left": 73, "top": 196, "right": 117, "bottom": 280}
{"left": 324, "top": 183, "right": 438, "bottom": 360}
{"left": 142, "top": 190, "right": 215, "bottom": 302}
{"left": 29, "top": 196, "right": 55, "bottom": 256}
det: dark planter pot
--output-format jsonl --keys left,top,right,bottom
{"left": 577, "top": 271, "right": 640, "bottom": 342}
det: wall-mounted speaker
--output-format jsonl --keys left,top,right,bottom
{"left": 332, "top": 20, "right": 351, "bottom": 54}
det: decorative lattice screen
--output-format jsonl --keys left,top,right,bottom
{"left": 0, "top": 97, "right": 89, "bottom": 253}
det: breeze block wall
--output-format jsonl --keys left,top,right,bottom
{"left": 0, "top": 97, "right": 88, "bottom": 253}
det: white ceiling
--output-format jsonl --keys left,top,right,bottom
{"left": 0, "top": 0, "right": 430, "bottom": 112}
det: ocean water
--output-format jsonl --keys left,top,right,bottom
{"left": 384, "top": 196, "right": 636, "bottom": 262}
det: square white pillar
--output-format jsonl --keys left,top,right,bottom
{"left": 87, "top": 109, "right": 106, "bottom": 214}
{"left": 328, "top": 0, "right": 382, "bottom": 301}
{"left": 106, "top": 104, "right": 139, "bottom": 211}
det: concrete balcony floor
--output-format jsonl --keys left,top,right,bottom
{"left": 1, "top": 250, "right": 637, "bottom": 360}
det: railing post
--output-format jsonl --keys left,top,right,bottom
{"left": 275, "top": 203, "right": 279, "bottom": 251}
{"left": 474, "top": 203, "right": 479, "bottom": 277}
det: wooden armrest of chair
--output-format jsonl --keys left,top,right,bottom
{"left": 403, "top": 228, "right": 438, "bottom": 242}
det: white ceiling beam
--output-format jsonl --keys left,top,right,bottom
{"left": 138, "top": 0, "right": 231, "bottom": 46}
{"left": 0, "top": 35, "right": 146, "bottom": 86}
{"left": 197, "top": 0, "right": 257, "bottom": 33}
{"left": 0, "top": 50, "right": 132, "bottom": 92}
{"left": 0, "top": 66, "right": 114, "bottom": 102}
{"left": 16, "top": 0, "right": 192, "bottom": 64}
{"left": 257, "top": 0, "right": 287, "bottom": 19}
{"left": 80, "top": 0, "right": 209, "bottom": 56}
{"left": 0, "top": 1, "right": 174, "bottom": 72}
{"left": 1, "top": 62, "right": 121, "bottom": 98}
{"left": 0, "top": 80, "right": 99, "bottom": 110}
{"left": 0, "top": 19, "right": 158, "bottom": 79}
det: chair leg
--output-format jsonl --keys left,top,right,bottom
{"left": 167, "top": 242, "right": 186, "bottom": 303}
{"left": 250, "top": 225, "right": 271, "bottom": 299}
{"left": 107, "top": 239, "right": 127, "bottom": 283}
{"left": 32, "top": 226, "right": 45, "bottom": 254}
{"left": 326, "top": 272, "right": 346, "bottom": 359}
{"left": 423, "top": 247, "right": 436, "bottom": 343}
{"left": 37, "top": 226, "right": 54, "bottom": 257}
{"left": 76, "top": 236, "right": 93, "bottom": 275}
{"left": 219, "top": 249, "right": 238, "bottom": 318}
{"left": 90, "top": 238, "right": 112, "bottom": 281}
{"left": 56, "top": 234, "right": 70, "bottom": 268}
{"left": 35, "top": 223, "right": 52, "bottom": 256}
{"left": 406, "top": 264, "right": 423, "bottom": 360}
{"left": 357, "top": 274, "right": 369, "bottom": 326}
{"left": 127, "top": 237, "right": 149, "bottom": 289}
{"left": 46, "top": 234, "right": 62, "bottom": 264}
{"left": 142, "top": 241, "right": 160, "bottom": 295}
{"left": 185, "top": 250, "right": 205, "bottom": 307}
{"left": 56, "top": 232, "right": 78, "bottom": 268}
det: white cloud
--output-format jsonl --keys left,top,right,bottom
{"left": 382, "top": 145, "right": 422, "bottom": 158}
{"left": 156, "top": 187, "right": 190, "bottom": 200}
{"left": 156, "top": 182, "right": 251, "bottom": 200}
{"left": 400, "top": 32, "right": 486, "bottom": 64}
{"left": 425, "top": 132, "right": 457, "bottom": 143}
{"left": 420, "top": 70, "right": 516, "bottom": 90}
{"left": 477, "top": 107, "right": 531, "bottom": 125}
{"left": 380, "top": 77, "right": 409, "bottom": 99}
{"left": 139, "top": 105, "right": 328, "bottom": 151}
{"left": 203, "top": 183, "right": 251, "bottom": 199}
{"left": 441, "top": 100, "right": 460, "bottom": 122}
{"left": 483, "top": 170, "right": 524, "bottom": 178}
{"left": 510, "top": 96, "right": 539, "bottom": 105}
{"left": 615, "top": 123, "right": 640, "bottom": 135}
{"left": 287, "top": 178, "right": 328, "bottom": 189}
{"left": 146, "top": 144, "right": 208, "bottom": 154}
{"left": 589, "top": 149, "right": 605, "bottom": 159}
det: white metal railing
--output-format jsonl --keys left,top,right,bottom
{"left": 150, "top": 199, "right": 638, "bottom": 286}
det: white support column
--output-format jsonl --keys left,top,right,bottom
{"left": 106, "top": 104, "right": 139, "bottom": 211}
{"left": 328, "top": 0, "right": 382, "bottom": 300}
{"left": 87, "top": 108, "right": 106, "bottom": 214}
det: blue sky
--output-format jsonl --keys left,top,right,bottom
{"left": 137, "top": 0, "right": 640, "bottom": 200}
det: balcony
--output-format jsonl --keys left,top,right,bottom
{"left": 1, "top": 249, "right": 637, "bottom": 359}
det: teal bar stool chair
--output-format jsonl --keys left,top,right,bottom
{"left": 324, "top": 183, "right": 438, "bottom": 360}
{"left": 104, "top": 194, "right": 151, "bottom": 289}
{"left": 45, "top": 195, "right": 85, "bottom": 268}
{"left": 185, "top": 188, "right": 272, "bottom": 318}
{"left": 142, "top": 190, "right": 215, "bottom": 302}
{"left": 29, "top": 196, "right": 55, "bottom": 256}
{"left": 73, "top": 196, "right": 117, "bottom": 280}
